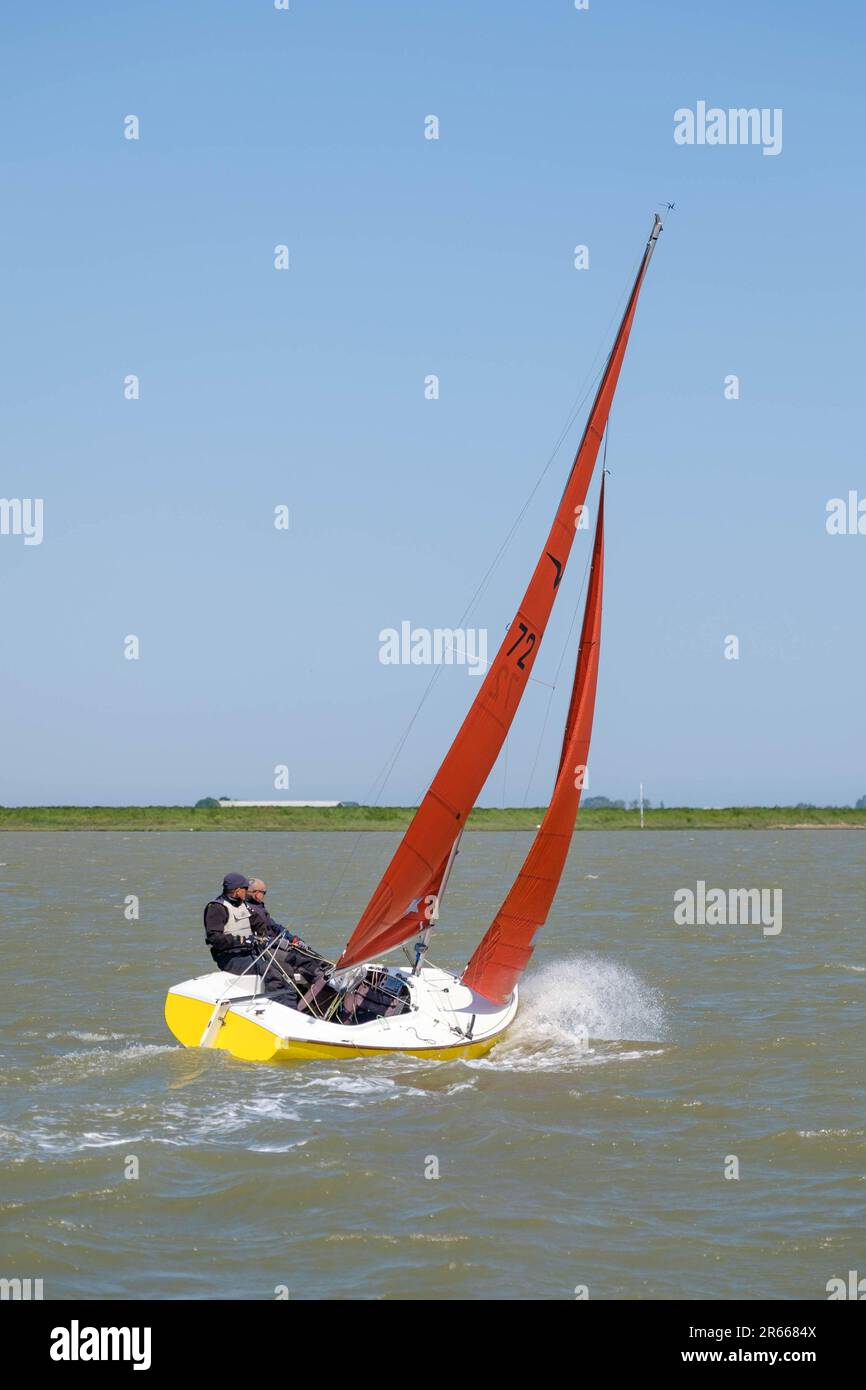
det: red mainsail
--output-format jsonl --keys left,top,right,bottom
{"left": 337, "top": 216, "right": 661, "bottom": 970}
{"left": 463, "top": 476, "right": 606, "bottom": 1004}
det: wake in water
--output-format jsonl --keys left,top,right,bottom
{"left": 470, "top": 955, "right": 669, "bottom": 1072}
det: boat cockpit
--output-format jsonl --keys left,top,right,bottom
{"left": 261, "top": 960, "right": 413, "bottom": 1026}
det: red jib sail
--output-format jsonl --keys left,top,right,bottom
{"left": 463, "top": 476, "right": 606, "bottom": 1004}
{"left": 337, "top": 216, "right": 661, "bottom": 971}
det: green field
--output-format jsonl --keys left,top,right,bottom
{"left": 0, "top": 805, "right": 864, "bottom": 832}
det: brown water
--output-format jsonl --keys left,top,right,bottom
{"left": 0, "top": 830, "right": 863, "bottom": 1300}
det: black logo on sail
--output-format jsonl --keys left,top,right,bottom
{"left": 545, "top": 552, "right": 562, "bottom": 588}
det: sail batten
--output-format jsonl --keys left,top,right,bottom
{"left": 463, "top": 476, "right": 606, "bottom": 1004}
{"left": 337, "top": 216, "right": 661, "bottom": 971}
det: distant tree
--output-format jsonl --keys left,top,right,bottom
{"left": 582, "top": 796, "right": 626, "bottom": 810}
{"left": 194, "top": 797, "right": 220, "bottom": 810}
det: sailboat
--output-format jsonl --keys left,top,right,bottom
{"left": 164, "top": 213, "right": 663, "bottom": 1063}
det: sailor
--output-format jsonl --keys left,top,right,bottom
{"left": 246, "top": 876, "right": 328, "bottom": 989}
{"left": 203, "top": 872, "right": 258, "bottom": 974}
{"left": 246, "top": 878, "right": 283, "bottom": 940}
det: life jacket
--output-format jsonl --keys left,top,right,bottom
{"left": 217, "top": 895, "right": 252, "bottom": 940}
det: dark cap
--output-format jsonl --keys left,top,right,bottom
{"left": 222, "top": 872, "right": 250, "bottom": 894}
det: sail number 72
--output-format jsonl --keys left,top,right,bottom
{"left": 506, "top": 623, "right": 536, "bottom": 670}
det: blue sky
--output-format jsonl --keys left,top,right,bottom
{"left": 2, "top": 1, "right": 864, "bottom": 807}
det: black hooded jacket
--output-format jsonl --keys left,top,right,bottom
{"left": 203, "top": 894, "right": 253, "bottom": 962}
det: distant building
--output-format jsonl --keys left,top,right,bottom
{"left": 217, "top": 799, "right": 341, "bottom": 808}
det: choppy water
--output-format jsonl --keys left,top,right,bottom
{"left": 0, "top": 830, "right": 863, "bottom": 1300}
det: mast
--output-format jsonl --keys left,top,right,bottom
{"left": 336, "top": 215, "right": 662, "bottom": 972}
{"left": 411, "top": 831, "right": 462, "bottom": 974}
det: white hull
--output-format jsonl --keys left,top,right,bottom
{"left": 165, "top": 963, "right": 518, "bottom": 1063}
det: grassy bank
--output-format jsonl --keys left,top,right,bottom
{"left": 0, "top": 805, "right": 864, "bottom": 832}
